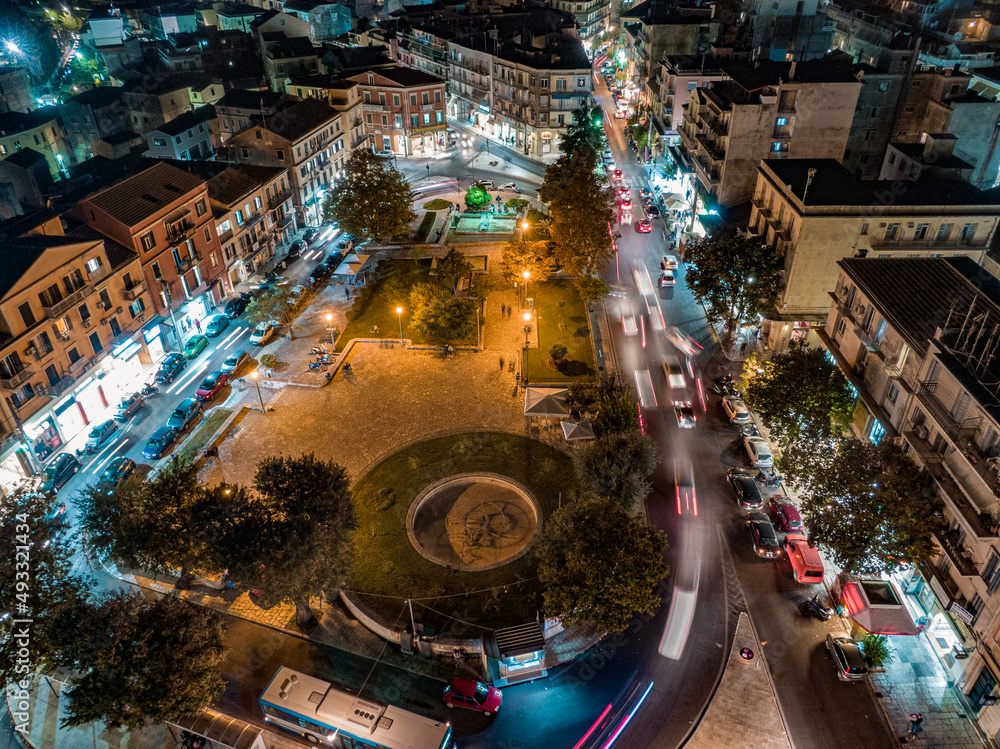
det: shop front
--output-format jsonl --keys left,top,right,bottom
{"left": 0, "top": 443, "right": 35, "bottom": 499}
{"left": 174, "top": 294, "right": 215, "bottom": 341}
{"left": 143, "top": 320, "right": 167, "bottom": 363}
{"left": 759, "top": 317, "right": 824, "bottom": 355}
{"left": 24, "top": 415, "right": 61, "bottom": 465}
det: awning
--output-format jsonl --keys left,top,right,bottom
{"left": 560, "top": 418, "right": 595, "bottom": 441}
{"left": 838, "top": 577, "right": 919, "bottom": 636}
{"left": 333, "top": 253, "right": 371, "bottom": 277}
{"left": 524, "top": 387, "right": 570, "bottom": 416}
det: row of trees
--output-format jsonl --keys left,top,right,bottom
{"left": 740, "top": 349, "right": 936, "bottom": 575}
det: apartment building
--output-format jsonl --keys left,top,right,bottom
{"left": 679, "top": 54, "right": 861, "bottom": 206}
{"left": 448, "top": 35, "right": 494, "bottom": 129}
{"left": 212, "top": 89, "right": 288, "bottom": 147}
{"left": 144, "top": 107, "right": 216, "bottom": 161}
{"left": 546, "top": 0, "right": 611, "bottom": 42}
{"left": 656, "top": 54, "right": 726, "bottom": 140}
{"left": 821, "top": 256, "right": 1000, "bottom": 733}
{"left": 0, "top": 108, "right": 73, "bottom": 181}
{"left": 744, "top": 0, "right": 834, "bottom": 62}
{"left": 285, "top": 75, "right": 370, "bottom": 154}
{"left": 0, "top": 215, "right": 153, "bottom": 499}
{"left": 0, "top": 67, "right": 34, "bottom": 115}
{"left": 60, "top": 87, "right": 133, "bottom": 164}
{"left": 71, "top": 162, "right": 226, "bottom": 340}
{"left": 121, "top": 73, "right": 224, "bottom": 135}
{"left": 228, "top": 97, "right": 347, "bottom": 226}
{"left": 346, "top": 67, "right": 447, "bottom": 156}
{"left": 207, "top": 165, "right": 295, "bottom": 293}
{"left": 879, "top": 135, "right": 974, "bottom": 183}
{"left": 747, "top": 159, "right": 1000, "bottom": 351}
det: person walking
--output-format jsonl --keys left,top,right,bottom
{"left": 740, "top": 341, "right": 748, "bottom": 358}
{"left": 908, "top": 714, "right": 923, "bottom": 737}
{"left": 499, "top": 356, "right": 505, "bottom": 371}
{"left": 194, "top": 318, "right": 201, "bottom": 333}
{"left": 500, "top": 302, "right": 506, "bottom": 316}
{"left": 507, "top": 307, "right": 512, "bottom": 320}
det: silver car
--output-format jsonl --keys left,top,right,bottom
{"left": 826, "top": 634, "right": 868, "bottom": 682}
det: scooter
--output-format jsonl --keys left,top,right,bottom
{"left": 310, "top": 346, "right": 329, "bottom": 355}
{"left": 741, "top": 423, "right": 760, "bottom": 437}
{"left": 799, "top": 595, "right": 834, "bottom": 622}
{"left": 75, "top": 445, "right": 96, "bottom": 458}
{"left": 308, "top": 361, "right": 328, "bottom": 372}
{"left": 756, "top": 468, "right": 784, "bottom": 488}
{"left": 140, "top": 382, "right": 158, "bottom": 396}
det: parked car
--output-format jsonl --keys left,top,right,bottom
{"left": 221, "top": 351, "right": 250, "bottom": 376}
{"left": 223, "top": 294, "right": 251, "bottom": 319}
{"left": 622, "top": 315, "right": 638, "bottom": 336}
{"left": 205, "top": 316, "right": 229, "bottom": 337}
{"left": 826, "top": 634, "right": 869, "bottom": 682}
{"left": 155, "top": 353, "right": 187, "bottom": 383}
{"left": 443, "top": 679, "right": 502, "bottom": 715}
{"left": 746, "top": 511, "right": 781, "bottom": 558}
{"left": 637, "top": 219, "right": 653, "bottom": 233}
{"left": 302, "top": 227, "right": 319, "bottom": 243}
{"left": 85, "top": 419, "right": 119, "bottom": 450}
{"left": 769, "top": 495, "right": 804, "bottom": 533}
{"left": 659, "top": 270, "right": 675, "bottom": 287}
{"left": 320, "top": 252, "right": 343, "bottom": 274}
{"left": 285, "top": 285, "right": 305, "bottom": 304}
{"left": 475, "top": 180, "right": 495, "bottom": 190}
{"left": 39, "top": 454, "right": 80, "bottom": 494}
{"left": 308, "top": 264, "right": 329, "bottom": 285}
{"left": 727, "top": 467, "right": 763, "bottom": 509}
{"left": 249, "top": 321, "right": 276, "bottom": 346}
{"left": 143, "top": 427, "right": 177, "bottom": 460}
{"left": 673, "top": 401, "right": 696, "bottom": 428}
{"left": 195, "top": 371, "right": 228, "bottom": 401}
{"left": 645, "top": 204, "right": 661, "bottom": 219}
{"left": 183, "top": 335, "right": 209, "bottom": 359}
{"left": 100, "top": 456, "right": 135, "bottom": 488}
{"left": 722, "top": 397, "right": 752, "bottom": 424}
{"left": 114, "top": 392, "right": 144, "bottom": 422}
{"left": 285, "top": 241, "right": 303, "bottom": 261}
{"left": 744, "top": 435, "right": 774, "bottom": 468}
{"left": 167, "top": 398, "right": 202, "bottom": 431}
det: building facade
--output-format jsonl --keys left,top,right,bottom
{"left": 348, "top": 67, "right": 447, "bottom": 156}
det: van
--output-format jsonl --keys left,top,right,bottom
{"left": 662, "top": 354, "right": 686, "bottom": 389}
{"left": 783, "top": 533, "right": 824, "bottom": 584}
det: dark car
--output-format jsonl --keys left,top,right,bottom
{"left": 727, "top": 467, "right": 763, "bottom": 509}
{"left": 223, "top": 294, "right": 251, "bottom": 319}
{"left": 167, "top": 398, "right": 202, "bottom": 431}
{"left": 155, "top": 352, "right": 187, "bottom": 383}
{"left": 100, "top": 456, "right": 135, "bottom": 488}
{"left": 308, "top": 263, "right": 330, "bottom": 285}
{"left": 143, "top": 427, "right": 177, "bottom": 460}
{"left": 302, "top": 227, "right": 318, "bottom": 243}
{"left": 285, "top": 241, "right": 303, "bottom": 261}
{"left": 205, "top": 315, "right": 229, "bottom": 337}
{"left": 645, "top": 204, "right": 661, "bottom": 218}
{"left": 195, "top": 371, "right": 228, "bottom": 401}
{"left": 321, "top": 251, "right": 343, "bottom": 272}
{"left": 746, "top": 512, "right": 781, "bottom": 558}
{"left": 770, "top": 495, "right": 804, "bottom": 533}
{"left": 39, "top": 454, "right": 81, "bottom": 494}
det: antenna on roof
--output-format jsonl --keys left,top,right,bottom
{"left": 802, "top": 167, "right": 816, "bottom": 202}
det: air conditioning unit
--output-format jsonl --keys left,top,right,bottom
{"left": 115, "top": 306, "right": 123, "bottom": 314}
{"left": 96, "top": 301, "right": 107, "bottom": 310}
{"left": 101, "top": 318, "right": 110, "bottom": 326}
{"left": 853, "top": 304, "right": 865, "bottom": 317}
{"left": 36, "top": 382, "right": 47, "bottom": 396}
{"left": 137, "top": 314, "right": 145, "bottom": 324}
{"left": 916, "top": 424, "right": 929, "bottom": 440}
{"left": 58, "top": 331, "right": 71, "bottom": 341}
{"left": 83, "top": 320, "right": 91, "bottom": 328}
{"left": 24, "top": 346, "right": 36, "bottom": 357}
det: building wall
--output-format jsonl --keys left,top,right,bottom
{"left": 0, "top": 118, "right": 73, "bottom": 179}
{"left": 0, "top": 68, "right": 34, "bottom": 114}
{"left": 145, "top": 122, "right": 214, "bottom": 161}
{"left": 61, "top": 97, "right": 130, "bottom": 164}
{"left": 357, "top": 78, "right": 446, "bottom": 156}
{"left": 949, "top": 99, "right": 1000, "bottom": 190}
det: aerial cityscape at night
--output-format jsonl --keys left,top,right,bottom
{"left": 3, "top": 0, "right": 1000, "bottom": 745}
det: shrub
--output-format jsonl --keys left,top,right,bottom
{"left": 259, "top": 353, "right": 276, "bottom": 369}
{"left": 507, "top": 198, "right": 529, "bottom": 210}
{"left": 465, "top": 186, "right": 490, "bottom": 210}
{"left": 424, "top": 198, "right": 451, "bottom": 210}
{"left": 416, "top": 211, "right": 436, "bottom": 242}
{"left": 549, "top": 343, "right": 568, "bottom": 361}
{"left": 861, "top": 633, "right": 894, "bottom": 669}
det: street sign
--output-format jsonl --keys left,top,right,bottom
{"left": 950, "top": 601, "right": 975, "bottom": 625}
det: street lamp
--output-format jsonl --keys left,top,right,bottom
{"left": 522, "top": 270, "right": 530, "bottom": 309}
{"left": 250, "top": 370, "right": 266, "bottom": 413}
{"left": 521, "top": 220, "right": 529, "bottom": 231}
{"left": 523, "top": 312, "right": 532, "bottom": 387}
{"left": 396, "top": 306, "right": 404, "bottom": 344}
{"left": 325, "top": 312, "right": 334, "bottom": 343}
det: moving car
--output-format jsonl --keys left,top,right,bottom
{"left": 722, "top": 397, "right": 752, "bottom": 424}
{"left": 155, "top": 353, "right": 187, "bottom": 383}
{"left": 612, "top": 169, "right": 624, "bottom": 181}
{"left": 205, "top": 316, "right": 229, "bottom": 337}
{"left": 195, "top": 371, "right": 228, "bottom": 401}
{"left": 221, "top": 351, "right": 250, "bottom": 376}
{"left": 143, "top": 427, "right": 177, "bottom": 460}
{"left": 498, "top": 182, "right": 519, "bottom": 192}
{"left": 223, "top": 294, "right": 251, "bottom": 319}
{"left": 769, "top": 495, "right": 804, "bottom": 533}
{"left": 100, "top": 456, "right": 135, "bottom": 488}
{"left": 475, "top": 180, "right": 495, "bottom": 190}
{"left": 622, "top": 315, "right": 638, "bottom": 336}
{"left": 645, "top": 204, "right": 661, "bottom": 218}
{"left": 167, "top": 398, "right": 202, "bottom": 431}
{"left": 619, "top": 198, "right": 633, "bottom": 211}
{"left": 659, "top": 270, "right": 675, "bottom": 287}
{"left": 114, "top": 392, "right": 144, "bottom": 422}
{"left": 637, "top": 219, "right": 653, "bottom": 233}
{"left": 249, "top": 321, "right": 276, "bottom": 346}
{"left": 662, "top": 354, "right": 686, "bottom": 389}
{"left": 673, "top": 401, "right": 696, "bottom": 428}
{"left": 443, "top": 679, "right": 502, "bottom": 715}
{"left": 616, "top": 186, "right": 631, "bottom": 198}
{"left": 727, "top": 467, "right": 763, "bottom": 509}
{"left": 183, "top": 335, "right": 209, "bottom": 359}
{"left": 40, "top": 454, "right": 80, "bottom": 494}
{"left": 744, "top": 435, "right": 774, "bottom": 468}
{"left": 661, "top": 255, "right": 679, "bottom": 271}
{"left": 640, "top": 187, "right": 652, "bottom": 200}
{"left": 85, "top": 419, "right": 119, "bottom": 450}
{"left": 302, "top": 227, "right": 318, "bottom": 243}
{"left": 746, "top": 512, "right": 781, "bottom": 558}
{"left": 285, "top": 241, "right": 303, "bottom": 262}
{"left": 825, "top": 634, "right": 869, "bottom": 682}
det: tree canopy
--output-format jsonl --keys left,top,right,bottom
{"left": 798, "top": 439, "right": 935, "bottom": 576}
{"left": 558, "top": 102, "right": 604, "bottom": 159}
{"left": 498, "top": 235, "right": 555, "bottom": 285}
{"left": 592, "top": 370, "right": 640, "bottom": 436}
{"left": 574, "top": 432, "right": 660, "bottom": 511}
{"left": 538, "top": 496, "right": 667, "bottom": 632}
{"left": 465, "top": 186, "right": 490, "bottom": 210}
{"left": 60, "top": 592, "right": 226, "bottom": 730}
{"left": 244, "top": 286, "right": 301, "bottom": 338}
{"left": 408, "top": 283, "right": 477, "bottom": 342}
{"left": 575, "top": 275, "right": 610, "bottom": 306}
{"left": 684, "top": 229, "right": 783, "bottom": 340}
{"left": 323, "top": 149, "right": 416, "bottom": 242}
{"left": 435, "top": 247, "right": 472, "bottom": 294}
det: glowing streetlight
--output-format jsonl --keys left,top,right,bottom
{"left": 396, "top": 307, "right": 404, "bottom": 344}
{"left": 4, "top": 41, "right": 21, "bottom": 55}
{"left": 250, "top": 370, "right": 266, "bottom": 412}
{"left": 521, "top": 220, "right": 529, "bottom": 231}
{"left": 523, "top": 312, "right": 532, "bottom": 387}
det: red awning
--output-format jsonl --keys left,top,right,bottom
{"left": 840, "top": 578, "right": 919, "bottom": 636}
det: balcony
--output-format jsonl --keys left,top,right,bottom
{"left": 869, "top": 236, "right": 989, "bottom": 253}
{"left": 915, "top": 382, "right": 981, "bottom": 449}
{"left": 695, "top": 132, "right": 725, "bottom": 162}
{"left": 166, "top": 220, "right": 195, "bottom": 246}
{"left": 932, "top": 523, "right": 979, "bottom": 576}
{"left": 176, "top": 252, "right": 201, "bottom": 273}
{"left": 693, "top": 155, "right": 719, "bottom": 187}
{"left": 268, "top": 188, "right": 292, "bottom": 210}
{"left": 48, "top": 375, "right": 76, "bottom": 397}
{"left": 363, "top": 102, "right": 388, "bottom": 112}
{"left": 0, "top": 366, "right": 34, "bottom": 390}
{"left": 706, "top": 117, "right": 728, "bottom": 136}
{"left": 122, "top": 282, "right": 146, "bottom": 301}
{"left": 42, "top": 286, "right": 88, "bottom": 319}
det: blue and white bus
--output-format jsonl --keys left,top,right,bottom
{"left": 260, "top": 666, "right": 454, "bottom": 749}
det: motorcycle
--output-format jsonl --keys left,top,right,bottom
{"left": 140, "top": 383, "right": 159, "bottom": 396}
{"left": 310, "top": 346, "right": 329, "bottom": 356}
{"left": 756, "top": 468, "right": 784, "bottom": 488}
{"left": 799, "top": 595, "right": 834, "bottom": 622}
{"left": 715, "top": 374, "right": 738, "bottom": 386}
{"left": 713, "top": 383, "right": 742, "bottom": 399}
{"left": 308, "top": 361, "right": 328, "bottom": 372}
{"left": 75, "top": 445, "right": 96, "bottom": 458}
{"left": 741, "top": 423, "right": 760, "bottom": 437}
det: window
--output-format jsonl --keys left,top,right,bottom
{"left": 878, "top": 81, "right": 889, "bottom": 92}
{"left": 836, "top": 318, "right": 847, "bottom": 336}
{"left": 885, "top": 381, "right": 899, "bottom": 406}
{"left": 962, "top": 223, "right": 977, "bottom": 240}
{"left": 869, "top": 420, "right": 886, "bottom": 445}
{"left": 153, "top": 137, "right": 167, "bottom": 147}
{"left": 235, "top": 210, "right": 244, "bottom": 226}
{"left": 914, "top": 224, "right": 929, "bottom": 240}
{"left": 410, "top": 94, "right": 417, "bottom": 106}
{"left": 152, "top": 262, "right": 161, "bottom": 280}
{"left": 436, "top": 112, "right": 442, "bottom": 123}
{"left": 381, "top": 114, "right": 388, "bottom": 126}
{"left": 870, "top": 106, "right": 879, "bottom": 118}
{"left": 888, "top": 152, "right": 896, "bottom": 165}
{"left": 89, "top": 331, "right": 102, "bottom": 356}
{"left": 141, "top": 232, "right": 156, "bottom": 251}
{"left": 393, "top": 94, "right": 400, "bottom": 107}
{"left": 776, "top": 117, "right": 787, "bottom": 126}
{"left": 556, "top": 79, "right": 566, "bottom": 91}
{"left": 984, "top": 552, "right": 1000, "bottom": 590}
{"left": 363, "top": 91, "right": 371, "bottom": 104}
{"left": 860, "top": 222, "right": 869, "bottom": 236}
{"left": 18, "top": 302, "right": 36, "bottom": 329}
{"left": 435, "top": 90, "right": 441, "bottom": 103}
{"left": 541, "top": 79, "right": 548, "bottom": 88}
{"left": 884, "top": 223, "right": 899, "bottom": 240}
{"left": 423, "top": 113, "right": 430, "bottom": 124}
{"left": 379, "top": 93, "right": 385, "bottom": 106}
{"left": 276, "top": 149, "right": 284, "bottom": 161}
{"left": 195, "top": 199, "right": 206, "bottom": 216}
{"left": 254, "top": 196, "right": 262, "bottom": 210}
{"left": 412, "top": 114, "right": 418, "bottom": 126}
{"left": 937, "top": 223, "right": 953, "bottom": 240}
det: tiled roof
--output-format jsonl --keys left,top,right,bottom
{"left": 0, "top": 243, "right": 46, "bottom": 301}
{"left": 153, "top": 106, "right": 216, "bottom": 137}
{"left": 63, "top": 86, "right": 125, "bottom": 109}
{"left": 207, "top": 164, "right": 285, "bottom": 206}
{"left": 363, "top": 66, "right": 445, "bottom": 87}
{"left": 2, "top": 147, "right": 47, "bottom": 169}
{"left": 0, "top": 107, "right": 60, "bottom": 136}
{"left": 86, "top": 162, "right": 206, "bottom": 227}
{"left": 259, "top": 97, "right": 339, "bottom": 142}
{"left": 215, "top": 88, "right": 286, "bottom": 111}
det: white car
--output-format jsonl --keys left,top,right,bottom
{"left": 722, "top": 397, "right": 752, "bottom": 424}
{"left": 622, "top": 315, "right": 638, "bottom": 336}
{"left": 744, "top": 435, "right": 774, "bottom": 469}
{"left": 249, "top": 321, "right": 276, "bottom": 346}
{"left": 659, "top": 270, "right": 675, "bottom": 287}
{"left": 663, "top": 354, "right": 686, "bottom": 389}
{"left": 285, "top": 285, "right": 305, "bottom": 303}
{"left": 497, "top": 182, "right": 518, "bottom": 191}
{"left": 662, "top": 254, "right": 679, "bottom": 271}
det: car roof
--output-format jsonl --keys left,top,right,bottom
{"left": 151, "top": 426, "right": 172, "bottom": 438}
{"left": 450, "top": 678, "right": 483, "bottom": 695}
{"left": 178, "top": 397, "right": 199, "bottom": 408}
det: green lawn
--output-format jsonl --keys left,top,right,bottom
{"left": 338, "top": 260, "right": 477, "bottom": 349}
{"left": 350, "top": 432, "right": 576, "bottom": 631}
{"left": 523, "top": 280, "right": 598, "bottom": 383}
{"left": 180, "top": 408, "right": 233, "bottom": 462}
{"left": 423, "top": 198, "right": 451, "bottom": 210}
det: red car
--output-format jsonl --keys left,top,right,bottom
{"left": 769, "top": 495, "right": 804, "bottom": 533}
{"left": 443, "top": 679, "right": 502, "bottom": 715}
{"left": 637, "top": 219, "right": 653, "bottom": 233}
{"left": 612, "top": 168, "right": 624, "bottom": 181}
{"left": 195, "top": 370, "right": 229, "bottom": 401}
{"left": 619, "top": 198, "right": 633, "bottom": 211}
{"left": 616, "top": 186, "right": 631, "bottom": 198}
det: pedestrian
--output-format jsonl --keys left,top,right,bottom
{"left": 507, "top": 307, "right": 512, "bottom": 319}
{"left": 345, "top": 287, "right": 350, "bottom": 298}
{"left": 500, "top": 302, "right": 506, "bottom": 316}
{"left": 499, "top": 356, "right": 505, "bottom": 371}
{"left": 194, "top": 319, "right": 201, "bottom": 333}
{"left": 740, "top": 341, "right": 748, "bottom": 357}
{"left": 516, "top": 372, "right": 521, "bottom": 386}
{"left": 909, "top": 714, "right": 923, "bottom": 736}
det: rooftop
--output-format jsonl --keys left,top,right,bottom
{"left": 215, "top": 88, "right": 287, "bottom": 112}
{"left": 723, "top": 52, "right": 859, "bottom": 90}
{"left": 85, "top": 161, "right": 206, "bottom": 227}
{"left": 761, "top": 159, "right": 997, "bottom": 207}
{"left": 2, "top": 147, "right": 48, "bottom": 169}
{"left": 256, "top": 97, "right": 339, "bottom": 142}
{"left": 206, "top": 164, "right": 286, "bottom": 206}
{"left": 889, "top": 142, "right": 974, "bottom": 171}
{"left": 151, "top": 106, "right": 216, "bottom": 137}
{"left": 0, "top": 107, "right": 60, "bottom": 136}
{"left": 620, "top": 0, "right": 714, "bottom": 24}
{"left": 63, "top": 86, "right": 126, "bottom": 109}
{"left": 495, "top": 36, "right": 590, "bottom": 71}
{"left": 355, "top": 65, "right": 445, "bottom": 87}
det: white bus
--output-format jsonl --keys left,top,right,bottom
{"left": 260, "top": 667, "right": 454, "bottom": 749}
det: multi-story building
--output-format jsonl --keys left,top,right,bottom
{"left": 547, "top": 0, "right": 611, "bottom": 42}
{"left": 347, "top": 67, "right": 447, "bottom": 156}
{"left": 121, "top": 73, "right": 225, "bottom": 135}
{"left": 828, "top": 2, "right": 897, "bottom": 67}
{"left": 821, "top": 256, "right": 1000, "bottom": 736}
{"left": 79, "top": 6, "right": 144, "bottom": 74}
{"left": 0, "top": 213, "right": 154, "bottom": 499}
{"left": 212, "top": 90, "right": 289, "bottom": 148}
{"left": 228, "top": 97, "right": 347, "bottom": 226}
{"left": 285, "top": 76, "right": 367, "bottom": 153}
{"left": 0, "top": 108, "right": 73, "bottom": 181}
{"left": 60, "top": 87, "right": 133, "bottom": 165}
{"left": 747, "top": 158, "right": 1000, "bottom": 351}
{"left": 743, "top": 0, "right": 835, "bottom": 62}
{"left": 144, "top": 107, "right": 216, "bottom": 161}
{"left": 0, "top": 149, "right": 54, "bottom": 219}
{"left": 448, "top": 35, "right": 494, "bottom": 129}
{"left": 141, "top": 3, "right": 198, "bottom": 40}
{"left": 679, "top": 54, "right": 861, "bottom": 207}
{"left": 70, "top": 162, "right": 226, "bottom": 338}
{"left": 396, "top": 23, "right": 452, "bottom": 82}
{"left": 260, "top": 34, "right": 320, "bottom": 92}
{"left": 207, "top": 164, "right": 295, "bottom": 293}
{"left": 656, "top": 54, "right": 726, "bottom": 142}
{"left": 0, "top": 67, "right": 33, "bottom": 114}
{"left": 879, "top": 135, "right": 974, "bottom": 183}
{"left": 282, "top": 0, "right": 353, "bottom": 44}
